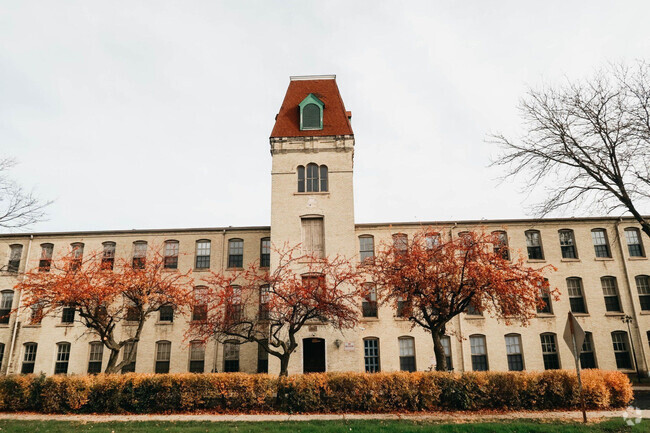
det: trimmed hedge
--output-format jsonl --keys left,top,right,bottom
{"left": 0, "top": 370, "right": 632, "bottom": 414}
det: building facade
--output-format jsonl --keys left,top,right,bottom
{"left": 0, "top": 75, "right": 649, "bottom": 377}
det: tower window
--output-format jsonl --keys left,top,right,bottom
{"left": 299, "top": 93, "right": 324, "bottom": 131}
{"left": 297, "top": 164, "right": 328, "bottom": 193}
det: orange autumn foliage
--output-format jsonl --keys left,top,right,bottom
{"left": 364, "top": 228, "right": 557, "bottom": 371}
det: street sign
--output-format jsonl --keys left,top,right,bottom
{"left": 563, "top": 311, "right": 587, "bottom": 423}
{"left": 563, "top": 312, "right": 585, "bottom": 358}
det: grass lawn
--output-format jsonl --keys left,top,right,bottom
{"left": 0, "top": 419, "right": 648, "bottom": 433}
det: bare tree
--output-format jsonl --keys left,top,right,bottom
{"left": 491, "top": 61, "right": 650, "bottom": 238}
{"left": 0, "top": 157, "right": 50, "bottom": 229}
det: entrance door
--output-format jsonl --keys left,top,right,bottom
{"left": 303, "top": 338, "right": 326, "bottom": 373}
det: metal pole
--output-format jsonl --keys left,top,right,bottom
{"left": 570, "top": 316, "right": 587, "bottom": 423}
{"left": 624, "top": 315, "right": 642, "bottom": 383}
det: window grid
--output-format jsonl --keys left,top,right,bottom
{"left": 54, "top": 343, "right": 70, "bottom": 375}
{"left": 591, "top": 229, "right": 611, "bottom": 258}
{"left": 441, "top": 336, "right": 453, "bottom": 371}
{"left": 8, "top": 245, "right": 22, "bottom": 272}
{"left": 61, "top": 306, "right": 75, "bottom": 324}
{"left": 567, "top": 278, "right": 587, "bottom": 313}
{"left": 192, "top": 287, "right": 208, "bottom": 322}
{"left": 195, "top": 240, "right": 211, "bottom": 269}
{"left": 364, "top": 338, "right": 380, "bottom": 373}
{"left": 601, "top": 277, "right": 621, "bottom": 312}
{"left": 88, "top": 342, "right": 103, "bottom": 374}
{"left": 492, "top": 231, "right": 510, "bottom": 260}
{"left": 260, "top": 238, "right": 271, "bottom": 268}
{"left": 580, "top": 333, "right": 596, "bottom": 369}
{"left": 470, "top": 335, "right": 488, "bottom": 371}
{"left": 612, "top": 332, "right": 633, "bottom": 369}
{"left": 626, "top": 229, "right": 644, "bottom": 257}
{"left": 259, "top": 285, "right": 270, "bottom": 320}
{"left": 393, "top": 234, "right": 407, "bottom": 254}
{"left": 121, "top": 342, "right": 136, "bottom": 373}
{"left": 228, "top": 239, "right": 244, "bottom": 268}
{"left": 70, "top": 243, "right": 84, "bottom": 270}
{"left": 224, "top": 342, "right": 240, "bottom": 373}
{"left": 359, "top": 236, "right": 374, "bottom": 262}
{"left": 398, "top": 337, "right": 416, "bottom": 372}
{"left": 159, "top": 305, "right": 174, "bottom": 322}
{"left": 637, "top": 276, "right": 650, "bottom": 310}
{"left": 189, "top": 341, "right": 205, "bottom": 373}
{"left": 541, "top": 334, "right": 560, "bottom": 370}
{"left": 537, "top": 281, "right": 553, "bottom": 314}
{"left": 101, "top": 242, "right": 116, "bottom": 270}
{"left": 21, "top": 343, "right": 37, "bottom": 374}
{"left": 257, "top": 344, "right": 269, "bottom": 373}
{"left": 559, "top": 230, "right": 578, "bottom": 259}
{"left": 362, "top": 283, "right": 378, "bottom": 318}
{"left": 164, "top": 241, "right": 179, "bottom": 269}
{"left": 525, "top": 231, "right": 544, "bottom": 260}
{"left": 505, "top": 334, "right": 524, "bottom": 371}
{"left": 39, "top": 244, "right": 53, "bottom": 272}
{"left": 132, "top": 241, "right": 147, "bottom": 269}
{"left": 155, "top": 341, "right": 171, "bottom": 374}
{"left": 0, "top": 291, "right": 13, "bottom": 325}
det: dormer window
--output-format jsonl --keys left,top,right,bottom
{"left": 299, "top": 94, "right": 324, "bottom": 130}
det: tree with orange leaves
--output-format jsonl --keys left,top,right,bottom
{"left": 15, "top": 246, "right": 194, "bottom": 373}
{"left": 188, "top": 244, "right": 366, "bottom": 376}
{"left": 365, "top": 228, "right": 556, "bottom": 371}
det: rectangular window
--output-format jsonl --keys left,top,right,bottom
{"left": 228, "top": 239, "right": 244, "bottom": 268}
{"left": 591, "top": 229, "right": 611, "bottom": 258}
{"left": 21, "top": 343, "right": 37, "bottom": 374}
{"left": 88, "top": 342, "right": 103, "bottom": 374}
{"left": 470, "top": 335, "right": 488, "bottom": 371}
{"left": 297, "top": 166, "right": 305, "bottom": 193}
{"left": 61, "top": 306, "right": 75, "bottom": 324}
{"left": 192, "top": 287, "right": 208, "bottom": 321}
{"left": 505, "top": 334, "right": 524, "bottom": 371}
{"left": 541, "top": 334, "right": 560, "bottom": 370}
{"left": 0, "top": 291, "right": 13, "bottom": 325}
{"left": 7, "top": 245, "right": 22, "bottom": 272}
{"left": 257, "top": 344, "right": 269, "bottom": 374}
{"left": 306, "top": 164, "right": 319, "bottom": 192}
{"left": 637, "top": 276, "right": 650, "bottom": 311}
{"left": 39, "top": 244, "right": 53, "bottom": 272}
{"left": 580, "top": 333, "right": 596, "bottom": 369}
{"left": 259, "top": 285, "right": 270, "bottom": 320}
{"left": 189, "top": 341, "right": 205, "bottom": 373}
{"left": 132, "top": 242, "right": 147, "bottom": 269}
{"left": 399, "top": 337, "right": 416, "bottom": 372}
{"left": 537, "top": 282, "right": 553, "bottom": 314}
{"left": 121, "top": 342, "right": 136, "bottom": 373}
{"left": 567, "top": 278, "right": 587, "bottom": 314}
{"left": 260, "top": 238, "right": 271, "bottom": 268}
{"left": 396, "top": 295, "right": 407, "bottom": 318}
{"left": 626, "top": 228, "right": 645, "bottom": 257}
{"left": 159, "top": 305, "right": 174, "bottom": 322}
{"left": 362, "top": 283, "right": 378, "bottom": 318}
{"left": 155, "top": 341, "right": 171, "bottom": 374}
{"left": 0, "top": 343, "right": 5, "bottom": 370}
{"left": 364, "top": 338, "right": 380, "bottom": 372}
{"left": 393, "top": 233, "right": 408, "bottom": 255}
{"left": 441, "top": 336, "right": 453, "bottom": 371}
{"left": 612, "top": 332, "right": 632, "bottom": 369}
{"left": 164, "top": 241, "right": 179, "bottom": 269}
{"left": 302, "top": 218, "right": 325, "bottom": 258}
{"left": 426, "top": 234, "right": 441, "bottom": 249}
{"left": 223, "top": 342, "right": 240, "bottom": 372}
{"left": 54, "top": 343, "right": 71, "bottom": 375}
{"left": 559, "top": 230, "right": 578, "bottom": 259}
{"left": 101, "top": 242, "right": 116, "bottom": 270}
{"left": 601, "top": 277, "right": 621, "bottom": 312}
{"left": 70, "top": 243, "right": 84, "bottom": 271}
{"left": 525, "top": 231, "right": 544, "bottom": 260}
{"left": 492, "top": 231, "right": 509, "bottom": 260}
{"left": 227, "top": 286, "right": 242, "bottom": 323}
{"left": 359, "top": 236, "right": 374, "bottom": 262}
{"left": 195, "top": 240, "right": 211, "bottom": 269}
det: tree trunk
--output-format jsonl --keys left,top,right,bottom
{"left": 431, "top": 331, "right": 447, "bottom": 372}
{"left": 279, "top": 354, "right": 290, "bottom": 377}
{"left": 104, "top": 348, "right": 121, "bottom": 374}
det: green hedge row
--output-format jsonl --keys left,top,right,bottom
{"left": 0, "top": 370, "right": 632, "bottom": 414}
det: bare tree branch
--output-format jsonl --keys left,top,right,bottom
{"left": 0, "top": 157, "right": 51, "bottom": 229}
{"left": 490, "top": 61, "right": 650, "bottom": 238}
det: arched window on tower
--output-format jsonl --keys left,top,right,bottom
{"left": 297, "top": 164, "right": 328, "bottom": 193}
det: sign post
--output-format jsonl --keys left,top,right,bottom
{"left": 563, "top": 311, "right": 587, "bottom": 423}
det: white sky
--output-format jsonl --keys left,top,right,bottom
{"left": 2, "top": 1, "right": 650, "bottom": 233}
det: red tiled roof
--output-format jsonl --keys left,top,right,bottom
{"left": 270, "top": 76, "right": 353, "bottom": 138}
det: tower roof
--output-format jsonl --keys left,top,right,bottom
{"left": 270, "top": 75, "right": 353, "bottom": 138}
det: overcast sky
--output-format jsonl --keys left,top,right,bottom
{"left": 2, "top": 1, "right": 650, "bottom": 233}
